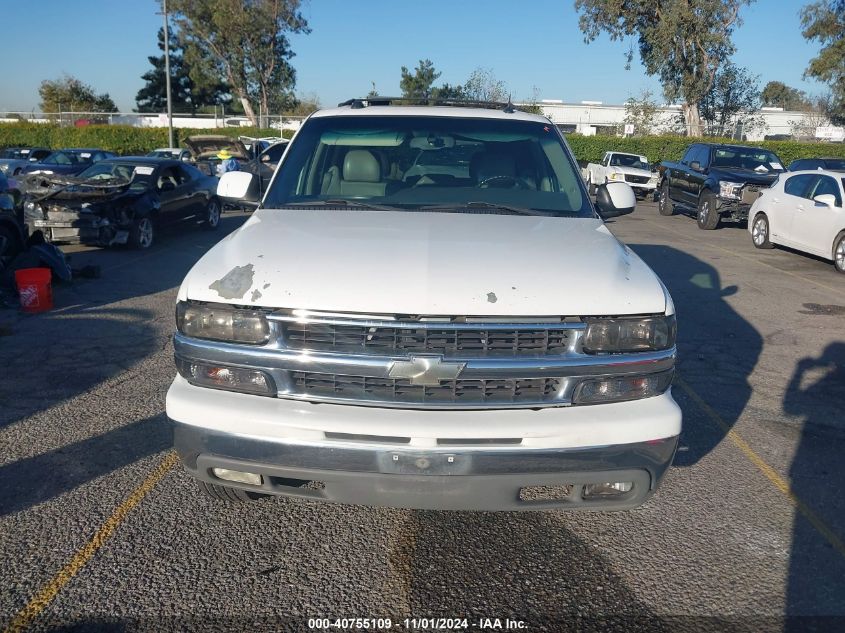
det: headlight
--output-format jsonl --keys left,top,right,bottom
{"left": 176, "top": 358, "right": 275, "bottom": 396}
{"left": 607, "top": 172, "right": 624, "bottom": 181}
{"left": 573, "top": 369, "right": 674, "bottom": 405}
{"left": 24, "top": 200, "right": 42, "bottom": 218}
{"left": 583, "top": 315, "right": 676, "bottom": 353}
{"left": 176, "top": 301, "right": 270, "bottom": 344}
{"left": 719, "top": 181, "right": 743, "bottom": 200}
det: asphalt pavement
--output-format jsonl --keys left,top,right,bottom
{"left": 1, "top": 203, "right": 844, "bottom": 632}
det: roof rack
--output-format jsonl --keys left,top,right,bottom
{"left": 337, "top": 96, "right": 518, "bottom": 113}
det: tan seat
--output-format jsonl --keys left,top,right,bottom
{"left": 339, "top": 150, "right": 389, "bottom": 197}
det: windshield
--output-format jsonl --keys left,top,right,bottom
{"left": 610, "top": 154, "right": 649, "bottom": 170}
{"left": 263, "top": 115, "right": 590, "bottom": 216}
{"left": 712, "top": 147, "right": 785, "bottom": 173}
{"left": 76, "top": 162, "right": 156, "bottom": 186}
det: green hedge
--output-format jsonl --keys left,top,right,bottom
{"left": 0, "top": 123, "right": 294, "bottom": 156}
{"left": 564, "top": 134, "right": 845, "bottom": 168}
{"left": 2, "top": 123, "right": 842, "bottom": 167}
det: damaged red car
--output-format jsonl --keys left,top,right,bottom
{"left": 22, "top": 157, "right": 221, "bottom": 249}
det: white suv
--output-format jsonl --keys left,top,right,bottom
{"left": 166, "top": 99, "right": 681, "bottom": 510}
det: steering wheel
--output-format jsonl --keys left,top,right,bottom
{"left": 477, "top": 175, "right": 523, "bottom": 189}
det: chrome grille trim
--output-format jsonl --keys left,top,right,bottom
{"left": 290, "top": 372, "right": 562, "bottom": 407}
{"left": 270, "top": 312, "right": 581, "bottom": 358}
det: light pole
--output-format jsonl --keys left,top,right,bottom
{"left": 162, "top": 0, "right": 174, "bottom": 148}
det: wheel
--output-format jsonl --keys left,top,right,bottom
{"left": 0, "top": 224, "right": 22, "bottom": 266}
{"left": 658, "top": 181, "right": 674, "bottom": 216}
{"left": 751, "top": 213, "right": 774, "bottom": 249}
{"left": 203, "top": 198, "right": 221, "bottom": 230}
{"left": 834, "top": 233, "right": 845, "bottom": 274}
{"left": 199, "top": 480, "right": 267, "bottom": 502}
{"left": 128, "top": 215, "right": 155, "bottom": 249}
{"left": 696, "top": 191, "right": 720, "bottom": 230}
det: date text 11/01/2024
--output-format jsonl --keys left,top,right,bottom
{"left": 307, "top": 618, "right": 528, "bottom": 630}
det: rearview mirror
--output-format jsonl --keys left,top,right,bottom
{"left": 595, "top": 182, "right": 636, "bottom": 218}
{"left": 218, "top": 171, "right": 260, "bottom": 206}
{"left": 813, "top": 194, "right": 838, "bottom": 208}
{"left": 690, "top": 161, "right": 701, "bottom": 171}
{"left": 159, "top": 180, "right": 176, "bottom": 192}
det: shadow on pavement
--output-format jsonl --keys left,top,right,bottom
{"left": 629, "top": 244, "right": 762, "bottom": 467}
{"left": 0, "top": 214, "right": 247, "bottom": 430}
{"left": 0, "top": 414, "right": 170, "bottom": 517}
{"left": 783, "top": 343, "right": 845, "bottom": 626}
{"left": 402, "top": 511, "right": 670, "bottom": 631}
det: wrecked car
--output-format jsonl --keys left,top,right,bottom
{"left": 183, "top": 135, "right": 250, "bottom": 177}
{"left": 23, "top": 157, "right": 221, "bottom": 249}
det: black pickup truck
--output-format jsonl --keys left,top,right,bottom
{"left": 657, "top": 143, "right": 786, "bottom": 229}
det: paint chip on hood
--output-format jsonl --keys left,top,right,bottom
{"left": 209, "top": 264, "right": 255, "bottom": 300}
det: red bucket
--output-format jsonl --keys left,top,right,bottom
{"left": 14, "top": 267, "right": 53, "bottom": 313}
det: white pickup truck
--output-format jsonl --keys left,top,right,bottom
{"left": 585, "top": 151, "right": 658, "bottom": 199}
{"left": 165, "top": 100, "right": 681, "bottom": 511}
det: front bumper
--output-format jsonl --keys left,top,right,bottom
{"left": 25, "top": 218, "right": 127, "bottom": 246}
{"left": 167, "top": 376, "right": 681, "bottom": 511}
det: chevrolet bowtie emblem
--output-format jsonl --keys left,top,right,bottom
{"left": 388, "top": 356, "right": 467, "bottom": 386}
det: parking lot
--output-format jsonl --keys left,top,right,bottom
{"left": 1, "top": 200, "right": 844, "bottom": 632}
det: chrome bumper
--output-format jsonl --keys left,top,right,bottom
{"left": 173, "top": 421, "right": 678, "bottom": 511}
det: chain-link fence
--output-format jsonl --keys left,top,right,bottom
{"left": 0, "top": 111, "right": 306, "bottom": 134}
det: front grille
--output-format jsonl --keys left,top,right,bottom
{"left": 625, "top": 174, "right": 651, "bottom": 184}
{"left": 290, "top": 371, "right": 561, "bottom": 406}
{"left": 283, "top": 322, "right": 571, "bottom": 357}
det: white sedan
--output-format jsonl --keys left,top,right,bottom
{"left": 749, "top": 169, "right": 845, "bottom": 273}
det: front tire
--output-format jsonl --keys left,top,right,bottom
{"left": 203, "top": 198, "right": 221, "bottom": 230}
{"left": 834, "top": 233, "right": 845, "bottom": 274}
{"left": 697, "top": 191, "right": 720, "bottom": 230}
{"left": 658, "top": 182, "right": 674, "bottom": 216}
{"left": 751, "top": 213, "right": 774, "bottom": 249}
{"left": 199, "top": 481, "right": 267, "bottom": 502}
{"left": 128, "top": 215, "right": 155, "bottom": 249}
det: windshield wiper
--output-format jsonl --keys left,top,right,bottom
{"left": 284, "top": 199, "right": 400, "bottom": 212}
{"left": 415, "top": 201, "right": 561, "bottom": 216}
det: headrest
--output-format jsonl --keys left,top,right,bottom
{"left": 470, "top": 151, "right": 517, "bottom": 182}
{"left": 343, "top": 150, "right": 381, "bottom": 182}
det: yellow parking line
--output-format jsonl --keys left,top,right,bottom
{"left": 3, "top": 452, "right": 179, "bottom": 633}
{"left": 675, "top": 377, "right": 845, "bottom": 559}
{"left": 639, "top": 215, "right": 845, "bottom": 298}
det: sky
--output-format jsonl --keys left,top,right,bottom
{"left": 1, "top": 0, "right": 826, "bottom": 113}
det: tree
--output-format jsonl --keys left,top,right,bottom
{"left": 135, "top": 27, "right": 230, "bottom": 114}
{"left": 463, "top": 67, "right": 508, "bottom": 102}
{"left": 399, "top": 59, "right": 441, "bottom": 101}
{"left": 169, "top": 0, "right": 309, "bottom": 126}
{"left": 432, "top": 84, "right": 466, "bottom": 101}
{"left": 698, "top": 62, "right": 762, "bottom": 137}
{"left": 801, "top": 0, "right": 845, "bottom": 124}
{"left": 760, "top": 81, "right": 811, "bottom": 110}
{"left": 286, "top": 92, "right": 321, "bottom": 117}
{"left": 38, "top": 75, "right": 117, "bottom": 117}
{"left": 574, "top": 0, "right": 752, "bottom": 136}
{"left": 623, "top": 89, "right": 660, "bottom": 135}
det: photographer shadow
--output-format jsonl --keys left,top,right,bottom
{"left": 783, "top": 342, "right": 845, "bottom": 624}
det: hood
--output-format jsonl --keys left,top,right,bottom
{"left": 184, "top": 135, "right": 249, "bottom": 160}
{"left": 181, "top": 209, "right": 668, "bottom": 317}
{"left": 709, "top": 166, "right": 781, "bottom": 185}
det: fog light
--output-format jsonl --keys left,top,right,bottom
{"left": 212, "top": 468, "right": 262, "bottom": 485}
{"left": 176, "top": 358, "right": 275, "bottom": 396}
{"left": 583, "top": 481, "right": 633, "bottom": 498}
{"left": 573, "top": 369, "right": 674, "bottom": 404}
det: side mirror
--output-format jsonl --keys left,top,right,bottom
{"left": 218, "top": 171, "right": 260, "bottom": 206}
{"left": 813, "top": 194, "right": 838, "bottom": 208}
{"left": 690, "top": 161, "right": 701, "bottom": 171}
{"left": 595, "top": 182, "right": 636, "bottom": 218}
